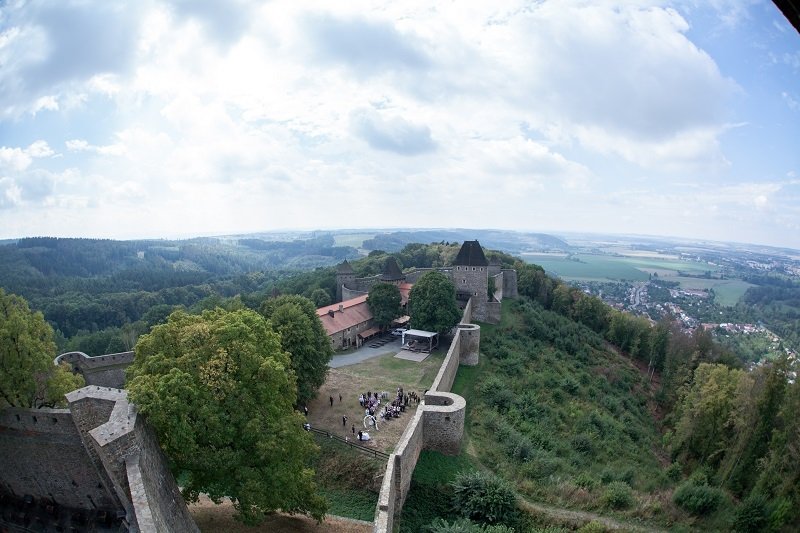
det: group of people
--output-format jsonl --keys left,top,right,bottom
{"left": 381, "top": 387, "right": 414, "bottom": 421}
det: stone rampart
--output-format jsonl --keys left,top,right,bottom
{"left": 55, "top": 351, "right": 135, "bottom": 389}
{"left": 0, "top": 386, "right": 198, "bottom": 532}
{"left": 492, "top": 272, "right": 505, "bottom": 301}
{"left": 341, "top": 286, "right": 368, "bottom": 301}
{"left": 422, "top": 392, "right": 466, "bottom": 455}
{"left": 66, "top": 386, "right": 199, "bottom": 533}
{"left": 0, "top": 407, "right": 120, "bottom": 512}
{"left": 373, "top": 301, "right": 475, "bottom": 533}
{"left": 501, "top": 269, "right": 518, "bottom": 299}
{"left": 456, "top": 323, "right": 480, "bottom": 366}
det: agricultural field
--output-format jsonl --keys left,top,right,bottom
{"left": 524, "top": 253, "right": 752, "bottom": 304}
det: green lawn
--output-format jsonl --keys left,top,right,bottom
{"left": 672, "top": 277, "right": 753, "bottom": 306}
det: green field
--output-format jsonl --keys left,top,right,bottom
{"left": 523, "top": 253, "right": 751, "bottom": 306}
{"left": 672, "top": 277, "right": 753, "bottom": 306}
{"left": 524, "top": 253, "right": 714, "bottom": 281}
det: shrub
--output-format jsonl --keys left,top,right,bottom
{"left": 571, "top": 433, "right": 594, "bottom": 455}
{"left": 425, "top": 517, "right": 515, "bottom": 532}
{"left": 602, "top": 481, "right": 634, "bottom": 510}
{"left": 672, "top": 482, "right": 724, "bottom": 515}
{"left": 574, "top": 472, "right": 598, "bottom": 490}
{"left": 665, "top": 462, "right": 682, "bottom": 482}
{"left": 576, "top": 521, "right": 607, "bottom": 533}
{"left": 452, "top": 471, "right": 517, "bottom": 525}
{"left": 733, "top": 493, "right": 768, "bottom": 533}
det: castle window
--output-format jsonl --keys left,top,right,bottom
{"left": 472, "top": 267, "right": 476, "bottom": 271}
{"left": 480, "top": 267, "right": 483, "bottom": 271}
{"left": 462, "top": 279, "right": 466, "bottom": 284}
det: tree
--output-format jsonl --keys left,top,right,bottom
{"left": 126, "top": 308, "right": 327, "bottom": 525}
{"left": 409, "top": 271, "right": 461, "bottom": 334}
{"left": 309, "top": 288, "right": 331, "bottom": 308}
{"left": 670, "top": 363, "right": 749, "bottom": 468}
{"left": 259, "top": 295, "right": 333, "bottom": 406}
{"left": 367, "top": 283, "right": 402, "bottom": 329}
{"left": 1, "top": 289, "right": 84, "bottom": 408}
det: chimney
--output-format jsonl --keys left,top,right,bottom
{"left": 328, "top": 310, "right": 334, "bottom": 317}
{"left": 339, "top": 304, "right": 344, "bottom": 312}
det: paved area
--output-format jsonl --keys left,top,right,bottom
{"left": 394, "top": 350, "right": 430, "bottom": 362}
{"left": 329, "top": 336, "right": 403, "bottom": 368}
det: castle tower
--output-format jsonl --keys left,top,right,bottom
{"left": 336, "top": 260, "right": 356, "bottom": 302}
{"left": 380, "top": 256, "right": 405, "bottom": 286}
{"left": 452, "top": 240, "right": 489, "bottom": 320}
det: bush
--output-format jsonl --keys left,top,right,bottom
{"left": 602, "top": 481, "right": 634, "bottom": 510}
{"left": 672, "top": 482, "right": 724, "bottom": 515}
{"left": 452, "top": 471, "right": 517, "bottom": 525}
{"left": 426, "top": 517, "right": 515, "bottom": 532}
{"left": 665, "top": 462, "right": 683, "bottom": 482}
{"left": 571, "top": 433, "right": 594, "bottom": 455}
{"left": 576, "top": 521, "right": 607, "bottom": 533}
{"left": 574, "top": 472, "right": 598, "bottom": 490}
{"left": 733, "top": 493, "right": 768, "bottom": 532}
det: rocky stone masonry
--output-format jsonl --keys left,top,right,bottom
{"left": 0, "top": 385, "right": 198, "bottom": 533}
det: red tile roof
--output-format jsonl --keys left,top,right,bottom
{"left": 316, "top": 294, "right": 372, "bottom": 336}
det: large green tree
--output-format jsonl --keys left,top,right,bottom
{"left": 259, "top": 295, "right": 332, "bottom": 406}
{"left": 409, "top": 271, "right": 461, "bottom": 334}
{"left": 367, "top": 283, "right": 402, "bottom": 329}
{"left": 126, "top": 308, "right": 327, "bottom": 524}
{"left": 1, "top": 289, "right": 84, "bottom": 408}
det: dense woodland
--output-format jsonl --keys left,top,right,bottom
{"left": 2, "top": 236, "right": 799, "bottom": 530}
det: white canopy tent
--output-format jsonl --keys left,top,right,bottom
{"left": 401, "top": 329, "right": 439, "bottom": 353}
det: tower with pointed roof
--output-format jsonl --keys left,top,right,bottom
{"left": 452, "top": 240, "right": 490, "bottom": 319}
{"left": 336, "top": 259, "right": 356, "bottom": 302}
{"left": 380, "top": 256, "right": 405, "bottom": 285}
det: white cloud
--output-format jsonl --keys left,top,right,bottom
{"left": 0, "top": 141, "right": 54, "bottom": 171}
{"left": 0, "top": 0, "right": 797, "bottom": 247}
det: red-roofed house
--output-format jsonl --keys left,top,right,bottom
{"left": 316, "top": 295, "right": 377, "bottom": 350}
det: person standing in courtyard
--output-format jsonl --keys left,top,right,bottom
{"left": 329, "top": 395, "right": 334, "bottom": 407}
{"left": 342, "top": 415, "right": 348, "bottom": 426}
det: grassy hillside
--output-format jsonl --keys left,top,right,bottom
{"left": 470, "top": 300, "right": 671, "bottom": 512}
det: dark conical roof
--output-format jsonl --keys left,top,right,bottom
{"left": 453, "top": 240, "right": 488, "bottom": 266}
{"left": 380, "top": 256, "right": 404, "bottom": 281}
{"left": 337, "top": 260, "right": 354, "bottom": 274}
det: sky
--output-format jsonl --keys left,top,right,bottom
{"left": 0, "top": 1, "right": 799, "bottom": 249}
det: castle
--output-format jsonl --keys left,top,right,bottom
{"left": 335, "top": 240, "right": 518, "bottom": 324}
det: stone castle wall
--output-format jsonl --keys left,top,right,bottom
{"left": 373, "top": 302, "right": 476, "bottom": 533}
{"left": 0, "top": 407, "right": 120, "bottom": 512}
{"left": 0, "top": 384, "right": 198, "bottom": 533}
{"left": 55, "top": 351, "right": 135, "bottom": 389}
{"left": 501, "top": 269, "right": 518, "bottom": 299}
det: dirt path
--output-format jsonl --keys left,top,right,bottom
{"left": 518, "top": 498, "right": 667, "bottom": 532}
